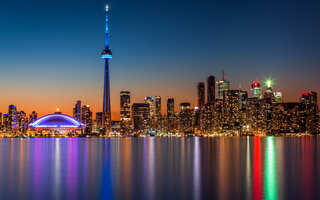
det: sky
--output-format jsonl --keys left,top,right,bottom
{"left": 0, "top": 0, "right": 320, "bottom": 120}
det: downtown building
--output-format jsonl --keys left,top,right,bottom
{"left": 221, "top": 90, "right": 241, "bottom": 133}
{"left": 179, "top": 103, "right": 193, "bottom": 135}
{"left": 120, "top": 91, "right": 131, "bottom": 135}
{"left": 216, "top": 70, "right": 229, "bottom": 100}
{"left": 167, "top": 98, "right": 176, "bottom": 133}
{"left": 132, "top": 103, "right": 151, "bottom": 133}
{"left": 81, "top": 105, "right": 93, "bottom": 134}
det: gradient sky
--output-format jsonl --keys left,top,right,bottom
{"left": 1, "top": 0, "right": 320, "bottom": 120}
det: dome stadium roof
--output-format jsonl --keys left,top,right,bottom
{"left": 29, "top": 114, "right": 85, "bottom": 128}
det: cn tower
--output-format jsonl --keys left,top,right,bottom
{"left": 101, "top": 4, "right": 112, "bottom": 134}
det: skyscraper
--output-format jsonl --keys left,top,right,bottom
{"left": 82, "top": 105, "right": 93, "bottom": 134}
{"left": 0, "top": 113, "right": 2, "bottom": 129}
{"left": 154, "top": 96, "right": 162, "bottom": 130}
{"left": 217, "top": 70, "right": 229, "bottom": 100}
{"left": 222, "top": 90, "right": 240, "bottom": 131}
{"left": 96, "top": 112, "right": 103, "bottom": 131}
{"left": 167, "top": 98, "right": 175, "bottom": 132}
{"left": 2, "top": 114, "right": 8, "bottom": 133}
{"left": 200, "top": 103, "right": 215, "bottom": 134}
{"left": 264, "top": 80, "right": 274, "bottom": 99}
{"left": 144, "top": 96, "right": 154, "bottom": 118}
{"left": 73, "top": 100, "right": 81, "bottom": 122}
{"left": 251, "top": 81, "right": 262, "bottom": 99}
{"left": 155, "top": 96, "right": 161, "bottom": 120}
{"left": 207, "top": 76, "right": 215, "bottom": 103}
{"left": 179, "top": 103, "right": 193, "bottom": 134}
{"left": 132, "top": 103, "right": 151, "bottom": 132}
{"left": 299, "top": 91, "right": 318, "bottom": 133}
{"left": 197, "top": 82, "right": 205, "bottom": 108}
{"left": 8, "top": 105, "right": 17, "bottom": 133}
{"left": 120, "top": 91, "right": 131, "bottom": 134}
{"left": 29, "top": 111, "right": 37, "bottom": 124}
{"left": 101, "top": 5, "right": 112, "bottom": 134}
{"left": 300, "top": 92, "right": 318, "bottom": 105}
{"left": 17, "top": 111, "right": 27, "bottom": 133}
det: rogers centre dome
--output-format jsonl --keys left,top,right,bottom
{"left": 29, "top": 114, "right": 85, "bottom": 129}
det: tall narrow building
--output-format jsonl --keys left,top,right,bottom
{"left": 96, "top": 112, "right": 103, "bottom": 130}
{"left": 251, "top": 81, "right": 262, "bottom": 99}
{"left": 167, "top": 98, "right": 175, "bottom": 132}
{"left": 82, "top": 105, "right": 93, "bottom": 134}
{"left": 73, "top": 100, "right": 81, "bottom": 122}
{"left": 101, "top": 5, "right": 113, "bottom": 134}
{"left": 155, "top": 96, "right": 161, "bottom": 120}
{"left": 144, "top": 96, "right": 154, "bottom": 118}
{"left": 8, "top": 105, "right": 17, "bottom": 133}
{"left": 120, "top": 91, "right": 131, "bottom": 134}
{"left": 29, "top": 111, "right": 37, "bottom": 124}
{"left": 197, "top": 82, "right": 205, "bottom": 108}
{"left": 217, "top": 70, "right": 229, "bottom": 100}
{"left": 207, "top": 76, "right": 215, "bottom": 103}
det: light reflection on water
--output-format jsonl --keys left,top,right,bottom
{"left": 0, "top": 137, "right": 319, "bottom": 200}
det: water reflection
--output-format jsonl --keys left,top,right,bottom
{"left": 0, "top": 137, "right": 319, "bottom": 199}
{"left": 265, "top": 137, "right": 277, "bottom": 200}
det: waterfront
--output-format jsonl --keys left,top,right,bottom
{"left": 0, "top": 137, "right": 319, "bottom": 200}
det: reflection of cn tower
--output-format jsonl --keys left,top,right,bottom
{"left": 101, "top": 4, "right": 112, "bottom": 134}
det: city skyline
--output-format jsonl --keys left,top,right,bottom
{"left": 1, "top": 0, "right": 320, "bottom": 120}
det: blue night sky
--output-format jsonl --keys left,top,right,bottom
{"left": 0, "top": 0, "right": 320, "bottom": 119}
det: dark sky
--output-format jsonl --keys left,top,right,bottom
{"left": 0, "top": 0, "right": 320, "bottom": 119}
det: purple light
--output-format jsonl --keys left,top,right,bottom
{"left": 29, "top": 114, "right": 85, "bottom": 128}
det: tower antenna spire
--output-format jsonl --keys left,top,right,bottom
{"left": 104, "top": 4, "right": 110, "bottom": 49}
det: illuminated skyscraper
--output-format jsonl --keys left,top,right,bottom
{"left": 155, "top": 96, "right": 161, "bottom": 120}
{"left": 82, "top": 105, "right": 93, "bottom": 134}
{"left": 101, "top": 5, "right": 112, "bottom": 134}
{"left": 132, "top": 103, "right": 151, "bottom": 132}
{"left": 300, "top": 91, "right": 318, "bottom": 105}
{"left": 0, "top": 113, "right": 2, "bottom": 129}
{"left": 17, "top": 111, "right": 27, "bottom": 133}
{"left": 8, "top": 105, "right": 17, "bottom": 133}
{"left": 299, "top": 91, "right": 318, "bottom": 133}
{"left": 222, "top": 90, "right": 240, "bottom": 131}
{"left": 179, "top": 103, "right": 193, "bottom": 134}
{"left": 167, "top": 98, "right": 175, "bottom": 132}
{"left": 120, "top": 91, "right": 131, "bottom": 134}
{"left": 154, "top": 96, "right": 162, "bottom": 131}
{"left": 2, "top": 114, "right": 8, "bottom": 133}
{"left": 144, "top": 96, "right": 154, "bottom": 118}
{"left": 251, "top": 81, "right": 262, "bottom": 99}
{"left": 197, "top": 82, "right": 205, "bottom": 108}
{"left": 260, "top": 98, "right": 273, "bottom": 135}
{"left": 207, "top": 76, "right": 215, "bottom": 103}
{"left": 246, "top": 97, "right": 260, "bottom": 134}
{"left": 96, "top": 112, "right": 103, "bottom": 130}
{"left": 29, "top": 111, "right": 37, "bottom": 124}
{"left": 239, "top": 90, "right": 248, "bottom": 111}
{"left": 73, "top": 100, "right": 81, "bottom": 122}
{"left": 217, "top": 70, "right": 229, "bottom": 100}
{"left": 264, "top": 80, "right": 274, "bottom": 99}
{"left": 200, "top": 102, "right": 214, "bottom": 134}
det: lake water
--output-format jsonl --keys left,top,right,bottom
{"left": 0, "top": 137, "right": 319, "bottom": 200}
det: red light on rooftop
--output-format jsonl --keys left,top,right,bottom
{"left": 252, "top": 81, "right": 260, "bottom": 88}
